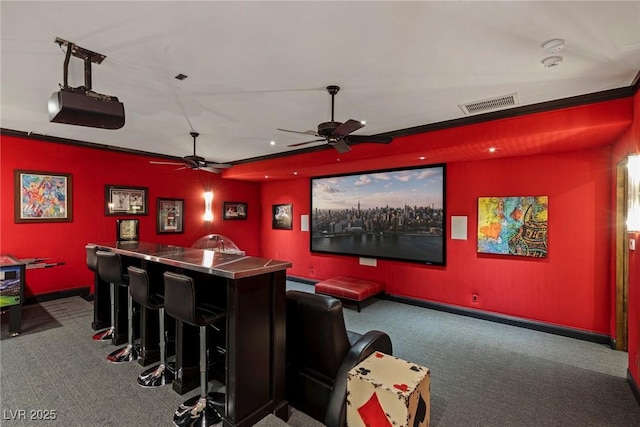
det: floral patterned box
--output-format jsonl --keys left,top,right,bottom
{"left": 347, "top": 352, "right": 430, "bottom": 427}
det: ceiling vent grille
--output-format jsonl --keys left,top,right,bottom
{"left": 459, "top": 93, "right": 519, "bottom": 115}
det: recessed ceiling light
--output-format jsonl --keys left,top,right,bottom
{"left": 541, "top": 56, "right": 563, "bottom": 68}
{"left": 541, "top": 38, "right": 565, "bottom": 53}
{"left": 264, "top": 175, "right": 269, "bottom": 179}
{"left": 293, "top": 171, "right": 298, "bottom": 175}
{"left": 270, "top": 140, "right": 275, "bottom": 146}
{"left": 419, "top": 156, "right": 426, "bottom": 160}
{"left": 488, "top": 147, "right": 498, "bottom": 153}
{"left": 360, "top": 120, "right": 366, "bottom": 125}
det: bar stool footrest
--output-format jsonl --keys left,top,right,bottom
{"left": 138, "top": 363, "right": 174, "bottom": 388}
{"left": 92, "top": 327, "right": 114, "bottom": 342}
{"left": 107, "top": 344, "right": 139, "bottom": 363}
{"left": 173, "top": 395, "right": 222, "bottom": 427}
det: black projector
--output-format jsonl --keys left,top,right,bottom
{"left": 48, "top": 88, "right": 125, "bottom": 129}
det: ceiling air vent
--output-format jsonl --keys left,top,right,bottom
{"left": 459, "top": 93, "right": 519, "bottom": 115}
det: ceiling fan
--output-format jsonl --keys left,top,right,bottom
{"left": 149, "top": 132, "right": 232, "bottom": 173}
{"left": 278, "top": 85, "right": 393, "bottom": 154}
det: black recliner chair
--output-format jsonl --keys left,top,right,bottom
{"left": 285, "top": 290, "right": 392, "bottom": 427}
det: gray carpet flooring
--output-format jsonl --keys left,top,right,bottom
{"left": 0, "top": 282, "right": 639, "bottom": 426}
{"left": 285, "top": 282, "right": 640, "bottom": 427}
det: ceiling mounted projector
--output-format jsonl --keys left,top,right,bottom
{"left": 48, "top": 88, "right": 124, "bottom": 129}
{"left": 48, "top": 37, "right": 125, "bottom": 129}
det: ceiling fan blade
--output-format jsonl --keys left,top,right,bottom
{"left": 150, "top": 160, "right": 186, "bottom": 166}
{"left": 334, "top": 119, "right": 364, "bottom": 137}
{"left": 277, "top": 128, "right": 320, "bottom": 137}
{"left": 345, "top": 134, "right": 394, "bottom": 144}
{"left": 200, "top": 166, "right": 223, "bottom": 174}
{"left": 203, "top": 161, "right": 232, "bottom": 169}
{"left": 330, "top": 139, "right": 352, "bottom": 154}
{"left": 287, "top": 138, "right": 325, "bottom": 148}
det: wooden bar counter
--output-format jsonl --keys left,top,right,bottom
{"left": 91, "top": 242, "right": 292, "bottom": 427}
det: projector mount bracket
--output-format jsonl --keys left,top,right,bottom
{"left": 54, "top": 37, "right": 106, "bottom": 92}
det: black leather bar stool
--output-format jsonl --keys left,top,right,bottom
{"left": 127, "top": 266, "right": 174, "bottom": 387}
{"left": 87, "top": 245, "right": 113, "bottom": 342}
{"left": 96, "top": 251, "right": 139, "bottom": 363}
{"left": 163, "top": 271, "right": 225, "bottom": 427}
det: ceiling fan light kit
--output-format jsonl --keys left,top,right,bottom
{"left": 277, "top": 85, "right": 393, "bottom": 153}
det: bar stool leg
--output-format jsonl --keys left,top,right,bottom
{"left": 107, "top": 288, "right": 139, "bottom": 363}
{"left": 138, "top": 307, "right": 174, "bottom": 387}
{"left": 173, "top": 326, "right": 222, "bottom": 427}
{"left": 92, "top": 282, "right": 115, "bottom": 341}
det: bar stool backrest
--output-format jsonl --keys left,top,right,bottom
{"left": 85, "top": 244, "right": 98, "bottom": 272}
{"left": 163, "top": 271, "right": 198, "bottom": 327}
{"left": 128, "top": 266, "right": 159, "bottom": 309}
{"left": 96, "top": 251, "right": 124, "bottom": 285}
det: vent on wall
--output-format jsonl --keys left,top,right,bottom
{"left": 459, "top": 93, "right": 519, "bottom": 115}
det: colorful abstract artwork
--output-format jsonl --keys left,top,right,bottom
{"left": 15, "top": 170, "right": 72, "bottom": 223}
{"left": 477, "top": 196, "right": 548, "bottom": 258}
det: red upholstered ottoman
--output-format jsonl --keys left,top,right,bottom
{"left": 314, "top": 276, "right": 385, "bottom": 312}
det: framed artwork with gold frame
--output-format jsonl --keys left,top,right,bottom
{"left": 116, "top": 219, "right": 139, "bottom": 242}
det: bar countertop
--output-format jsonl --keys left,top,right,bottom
{"left": 91, "top": 242, "right": 292, "bottom": 279}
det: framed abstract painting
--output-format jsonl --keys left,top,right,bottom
{"left": 477, "top": 196, "right": 548, "bottom": 258}
{"left": 15, "top": 170, "right": 72, "bottom": 223}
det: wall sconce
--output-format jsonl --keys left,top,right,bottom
{"left": 203, "top": 191, "right": 214, "bottom": 222}
{"left": 628, "top": 154, "right": 640, "bottom": 232}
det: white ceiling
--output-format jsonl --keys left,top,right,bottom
{"left": 2, "top": 1, "right": 640, "bottom": 165}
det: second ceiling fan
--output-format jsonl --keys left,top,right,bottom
{"left": 278, "top": 85, "right": 393, "bottom": 154}
{"left": 149, "top": 132, "right": 232, "bottom": 173}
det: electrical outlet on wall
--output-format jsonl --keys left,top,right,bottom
{"left": 359, "top": 257, "right": 377, "bottom": 267}
{"left": 630, "top": 238, "right": 636, "bottom": 251}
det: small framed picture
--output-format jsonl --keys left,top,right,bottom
{"left": 105, "top": 185, "right": 148, "bottom": 215}
{"left": 223, "top": 202, "right": 248, "bottom": 220}
{"left": 272, "top": 203, "right": 293, "bottom": 230}
{"left": 157, "top": 198, "right": 184, "bottom": 233}
{"left": 15, "top": 170, "right": 72, "bottom": 223}
{"left": 116, "top": 219, "right": 139, "bottom": 242}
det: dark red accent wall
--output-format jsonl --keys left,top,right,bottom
{"left": 261, "top": 146, "right": 613, "bottom": 333}
{"left": 0, "top": 135, "right": 261, "bottom": 296}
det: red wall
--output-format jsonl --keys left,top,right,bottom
{"left": 2, "top": 92, "right": 638, "bottom": 386}
{"left": 261, "top": 146, "right": 613, "bottom": 334}
{"left": 0, "top": 135, "right": 261, "bottom": 296}
{"left": 612, "top": 91, "right": 640, "bottom": 386}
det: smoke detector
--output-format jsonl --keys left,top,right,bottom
{"left": 541, "top": 56, "right": 563, "bottom": 68}
{"left": 542, "top": 38, "right": 565, "bottom": 53}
